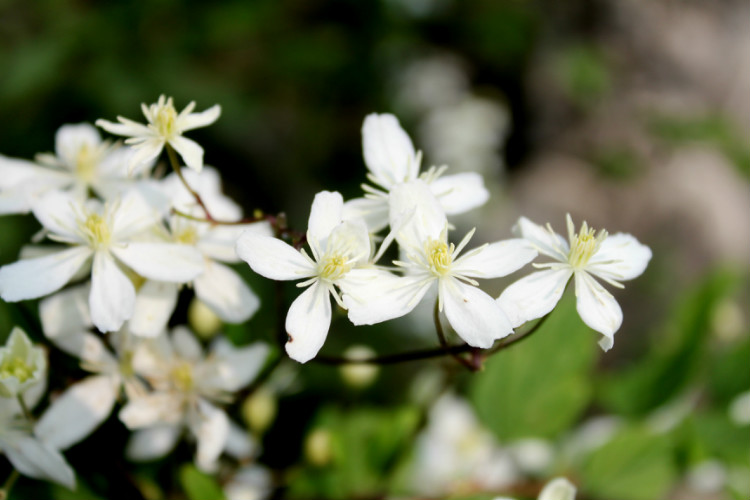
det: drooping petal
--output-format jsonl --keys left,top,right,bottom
{"left": 587, "top": 233, "right": 652, "bottom": 282}
{"left": 235, "top": 232, "right": 315, "bottom": 281}
{"left": 3, "top": 435, "right": 76, "bottom": 489}
{"left": 204, "top": 340, "right": 269, "bottom": 392}
{"left": 90, "top": 251, "right": 136, "bottom": 333}
{"left": 362, "top": 113, "right": 418, "bottom": 188}
{"left": 190, "top": 399, "right": 230, "bottom": 473}
{"left": 574, "top": 271, "right": 623, "bottom": 349}
{"left": 514, "top": 216, "right": 569, "bottom": 261}
{"left": 342, "top": 196, "right": 390, "bottom": 233}
{"left": 39, "top": 284, "right": 91, "bottom": 339}
{"left": 194, "top": 261, "right": 260, "bottom": 323}
{"left": 307, "top": 191, "right": 344, "bottom": 251}
{"left": 112, "top": 242, "right": 204, "bottom": 282}
{"left": 179, "top": 104, "right": 221, "bottom": 131}
{"left": 440, "top": 278, "right": 513, "bottom": 348}
{"left": 169, "top": 135, "right": 204, "bottom": 172}
{"left": 496, "top": 268, "right": 573, "bottom": 328}
{"left": 0, "top": 246, "right": 92, "bottom": 302}
{"left": 125, "top": 424, "right": 182, "bottom": 462}
{"left": 429, "top": 172, "right": 489, "bottom": 215}
{"left": 341, "top": 269, "right": 431, "bottom": 325}
{"left": 35, "top": 375, "right": 119, "bottom": 450}
{"left": 453, "top": 238, "right": 537, "bottom": 279}
{"left": 129, "top": 280, "right": 179, "bottom": 338}
{"left": 390, "top": 179, "right": 447, "bottom": 247}
{"left": 285, "top": 281, "right": 331, "bottom": 363}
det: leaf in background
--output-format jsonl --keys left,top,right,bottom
{"left": 469, "top": 295, "right": 597, "bottom": 441}
{"left": 179, "top": 464, "right": 226, "bottom": 500}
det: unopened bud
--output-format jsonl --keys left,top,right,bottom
{"left": 339, "top": 345, "right": 378, "bottom": 389}
{"left": 305, "top": 428, "right": 333, "bottom": 466}
{"left": 538, "top": 477, "right": 576, "bottom": 500}
{"left": 0, "top": 327, "right": 46, "bottom": 398}
{"left": 242, "top": 387, "right": 277, "bottom": 434}
{"left": 188, "top": 299, "right": 222, "bottom": 340}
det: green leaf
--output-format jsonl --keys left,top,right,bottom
{"left": 469, "top": 295, "right": 597, "bottom": 441}
{"left": 580, "top": 425, "right": 676, "bottom": 500}
{"left": 179, "top": 464, "right": 226, "bottom": 500}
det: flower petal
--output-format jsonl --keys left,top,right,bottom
{"left": 90, "top": 251, "right": 136, "bottom": 332}
{"left": 194, "top": 261, "right": 260, "bottom": 323}
{"left": 342, "top": 196, "right": 390, "bottom": 233}
{"left": 119, "top": 392, "right": 182, "bottom": 429}
{"left": 39, "top": 284, "right": 91, "bottom": 339}
{"left": 110, "top": 189, "right": 162, "bottom": 239}
{"left": 169, "top": 135, "right": 204, "bottom": 172}
{"left": 390, "top": 179, "right": 447, "bottom": 247}
{"left": 35, "top": 375, "right": 118, "bottom": 450}
{"left": 440, "top": 278, "right": 513, "bottom": 348}
{"left": 496, "top": 268, "right": 572, "bottom": 327}
{"left": 285, "top": 281, "right": 331, "bottom": 363}
{"left": 307, "top": 191, "right": 344, "bottom": 251}
{"left": 112, "top": 242, "right": 204, "bottom": 282}
{"left": 587, "top": 233, "right": 652, "bottom": 281}
{"left": 171, "top": 326, "right": 204, "bottom": 362}
{"left": 95, "top": 117, "right": 152, "bottom": 138}
{"left": 0, "top": 246, "right": 92, "bottom": 302}
{"left": 31, "top": 190, "right": 83, "bottom": 241}
{"left": 129, "top": 280, "right": 179, "bottom": 338}
{"left": 179, "top": 104, "right": 221, "bottom": 131}
{"left": 362, "top": 113, "right": 418, "bottom": 188}
{"left": 198, "top": 222, "right": 272, "bottom": 263}
{"left": 575, "top": 271, "right": 622, "bottom": 349}
{"left": 204, "top": 340, "right": 269, "bottom": 392}
{"left": 515, "top": 216, "right": 569, "bottom": 261}
{"left": 4, "top": 435, "right": 76, "bottom": 489}
{"left": 538, "top": 477, "right": 577, "bottom": 500}
{"left": 54, "top": 123, "right": 101, "bottom": 168}
{"left": 125, "top": 425, "right": 181, "bottom": 462}
{"left": 453, "top": 238, "right": 538, "bottom": 279}
{"left": 235, "top": 232, "right": 314, "bottom": 281}
{"left": 341, "top": 270, "right": 431, "bottom": 325}
{"left": 190, "top": 399, "right": 230, "bottom": 473}
{"left": 429, "top": 172, "right": 489, "bottom": 215}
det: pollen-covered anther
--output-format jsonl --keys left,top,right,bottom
{"left": 171, "top": 361, "right": 194, "bottom": 393}
{"left": 0, "top": 357, "right": 33, "bottom": 383}
{"left": 75, "top": 144, "right": 100, "bottom": 182}
{"left": 80, "top": 212, "right": 112, "bottom": 249}
{"left": 150, "top": 97, "right": 179, "bottom": 139}
{"left": 425, "top": 239, "right": 453, "bottom": 276}
{"left": 318, "top": 254, "right": 352, "bottom": 282}
{"left": 567, "top": 221, "right": 608, "bottom": 269}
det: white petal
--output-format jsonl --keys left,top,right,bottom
{"left": 203, "top": 340, "right": 269, "bottom": 392}
{"left": 169, "top": 136, "right": 204, "bottom": 172}
{"left": 497, "top": 268, "right": 573, "bottom": 327}
{"left": 190, "top": 399, "right": 230, "bottom": 473}
{"left": 127, "top": 139, "right": 164, "bottom": 172}
{"left": 538, "top": 477, "right": 577, "bottom": 500}
{"left": 119, "top": 392, "right": 182, "bottom": 429}
{"left": 110, "top": 190, "right": 162, "bottom": 239}
{"left": 325, "top": 219, "right": 371, "bottom": 266}
{"left": 515, "top": 216, "right": 569, "bottom": 261}
{"left": 224, "top": 421, "right": 258, "bottom": 460}
{"left": 198, "top": 222, "right": 272, "bottom": 263}
{"left": 429, "top": 172, "right": 489, "bottom": 215}
{"left": 453, "top": 238, "right": 538, "bottom": 279}
{"left": 90, "top": 252, "right": 136, "bottom": 333}
{"left": 55, "top": 123, "right": 101, "bottom": 167}
{"left": 341, "top": 269, "right": 431, "bottom": 325}
{"left": 4, "top": 435, "right": 76, "bottom": 488}
{"left": 35, "top": 375, "right": 118, "bottom": 450}
{"left": 440, "top": 278, "right": 513, "bottom": 348}
{"left": 0, "top": 246, "right": 91, "bottom": 302}
{"left": 129, "top": 280, "right": 179, "bottom": 338}
{"left": 587, "top": 233, "right": 652, "bottom": 281}
{"left": 39, "top": 284, "right": 91, "bottom": 339}
{"left": 31, "top": 190, "right": 83, "bottom": 241}
{"left": 112, "top": 242, "right": 204, "bottom": 282}
{"left": 125, "top": 424, "right": 182, "bottom": 462}
{"left": 194, "top": 261, "right": 260, "bottom": 323}
{"left": 54, "top": 331, "right": 117, "bottom": 369}
{"left": 307, "top": 191, "right": 344, "bottom": 250}
{"left": 285, "top": 281, "right": 331, "bottom": 363}
{"left": 179, "top": 104, "right": 221, "bottom": 131}
{"left": 390, "top": 179, "right": 447, "bottom": 246}
{"left": 342, "top": 196, "right": 390, "bottom": 233}
{"left": 95, "top": 117, "right": 152, "bottom": 138}
{"left": 362, "top": 113, "right": 418, "bottom": 188}
{"left": 171, "top": 326, "right": 204, "bottom": 362}
{"left": 575, "top": 271, "right": 623, "bottom": 349}
{"left": 235, "top": 232, "right": 314, "bottom": 281}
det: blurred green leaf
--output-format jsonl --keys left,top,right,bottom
{"left": 687, "top": 412, "right": 750, "bottom": 465}
{"left": 179, "top": 464, "right": 226, "bottom": 500}
{"left": 580, "top": 425, "right": 676, "bottom": 500}
{"left": 557, "top": 45, "right": 611, "bottom": 107}
{"left": 469, "top": 295, "right": 597, "bottom": 441}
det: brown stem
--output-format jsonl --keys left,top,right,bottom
{"left": 165, "top": 144, "right": 215, "bottom": 222}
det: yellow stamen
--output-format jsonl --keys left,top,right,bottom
{"left": 75, "top": 144, "right": 98, "bottom": 183}
{"left": 318, "top": 254, "right": 351, "bottom": 282}
{"left": 567, "top": 218, "right": 607, "bottom": 269}
{"left": 152, "top": 98, "right": 178, "bottom": 138}
{"left": 171, "top": 361, "right": 194, "bottom": 393}
{"left": 0, "top": 357, "right": 33, "bottom": 383}
{"left": 176, "top": 226, "right": 199, "bottom": 245}
{"left": 81, "top": 212, "right": 111, "bottom": 249}
{"left": 425, "top": 238, "right": 453, "bottom": 276}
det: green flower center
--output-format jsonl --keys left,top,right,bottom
{"left": 171, "top": 361, "right": 194, "bottom": 393}
{"left": 567, "top": 221, "right": 607, "bottom": 269}
{"left": 81, "top": 212, "right": 111, "bottom": 249}
{"left": 0, "top": 357, "right": 33, "bottom": 383}
{"left": 425, "top": 239, "right": 453, "bottom": 276}
{"left": 154, "top": 101, "right": 178, "bottom": 139}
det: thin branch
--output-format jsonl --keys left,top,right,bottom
{"left": 0, "top": 470, "right": 20, "bottom": 500}
{"left": 165, "top": 144, "right": 215, "bottom": 222}
{"left": 16, "top": 394, "right": 34, "bottom": 424}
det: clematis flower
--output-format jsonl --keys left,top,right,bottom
{"left": 0, "top": 190, "right": 204, "bottom": 332}
{"left": 496, "top": 215, "right": 652, "bottom": 350}
{"left": 0, "top": 327, "right": 46, "bottom": 398}
{"left": 236, "top": 191, "right": 402, "bottom": 363}
{"left": 377, "top": 180, "right": 537, "bottom": 348}
{"left": 343, "top": 113, "right": 489, "bottom": 232}
{"left": 96, "top": 95, "right": 221, "bottom": 173}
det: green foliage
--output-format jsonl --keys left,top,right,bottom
{"left": 179, "top": 464, "right": 226, "bottom": 500}
{"left": 469, "top": 295, "right": 597, "bottom": 441}
{"left": 556, "top": 44, "right": 611, "bottom": 107}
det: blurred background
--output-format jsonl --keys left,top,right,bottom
{"left": 0, "top": 1, "right": 748, "bottom": 499}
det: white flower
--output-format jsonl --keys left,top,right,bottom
{"left": 383, "top": 180, "right": 537, "bottom": 348}
{"left": 493, "top": 477, "right": 577, "bottom": 500}
{"left": 119, "top": 327, "right": 269, "bottom": 472}
{"left": 343, "top": 113, "right": 489, "bottom": 232}
{"left": 96, "top": 95, "right": 221, "bottom": 173}
{"left": 224, "top": 465, "right": 273, "bottom": 500}
{"left": 0, "top": 190, "right": 204, "bottom": 332}
{"left": 0, "top": 327, "right": 46, "bottom": 398}
{"left": 497, "top": 215, "right": 652, "bottom": 351}
{"left": 236, "top": 190, "right": 401, "bottom": 363}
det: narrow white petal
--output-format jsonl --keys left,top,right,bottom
{"left": 453, "top": 238, "right": 538, "bottom": 279}
{"left": 515, "top": 216, "right": 569, "bottom": 261}
{"left": 497, "top": 268, "right": 572, "bottom": 327}
{"left": 39, "top": 284, "right": 91, "bottom": 339}
{"left": 204, "top": 340, "right": 269, "bottom": 392}
{"left": 31, "top": 190, "right": 83, "bottom": 241}
{"left": 35, "top": 375, "right": 118, "bottom": 450}
{"left": 0, "top": 246, "right": 91, "bottom": 302}
{"left": 90, "top": 251, "right": 136, "bottom": 333}
{"left": 125, "top": 425, "right": 181, "bottom": 462}
{"left": 190, "top": 399, "right": 230, "bottom": 473}
{"left": 307, "top": 191, "right": 344, "bottom": 249}
{"left": 235, "top": 232, "right": 315, "bottom": 281}
{"left": 440, "top": 278, "right": 513, "bottom": 348}
{"left": 430, "top": 172, "right": 489, "bottom": 215}
{"left": 342, "top": 196, "right": 390, "bottom": 233}
{"left": 112, "top": 242, "right": 204, "bottom": 282}
{"left": 169, "top": 136, "right": 204, "bottom": 172}
{"left": 285, "top": 282, "right": 331, "bottom": 363}
{"left": 127, "top": 139, "right": 164, "bottom": 172}
{"left": 575, "top": 271, "right": 623, "bottom": 348}
{"left": 194, "top": 261, "right": 260, "bottom": 323}
{"left": 179, "top": 104, "right": 221, "bottom": 131}
{"left": 129, "top": 280, "right": 179, "bottom": 338}
{"left": 390, "top": 179, "right": 447, "bottom": 246}
{"left": 95, "top": 117, "right": 152, "bottom": 138}
{"left": 341, "top": 269, "right": 431, "bottom": 325}
{"left": 4, "top": 435, "right": 76, "bottom": 488}
{"left": 587, "top": 233, "right": 652, "bottom": 281}
{"left": 362, "top": 113, "right": 418, "bottom": 188}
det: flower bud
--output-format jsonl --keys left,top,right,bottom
{"left": 188, "top": 298, "right": 222, "bottom": 340}
{"left": 0, "top": 327, "right": 46, "bottom": 398}
{"left": 304, "top": 428, "right": 333, "bottom": 467}
{"left": 339, "top": 345, "right": 378, "bottom": 389}
{"left": 242, "top": 387, "right": 277, "bottom": 434}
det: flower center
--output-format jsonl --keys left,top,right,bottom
{"left": 425, "top": 238, "right": 453, "bottom": 276}
{"left": 75, "top": 144, "right": 99, "bottom": 183}
{"left": 153, "top": 99, "right": 178, "bottom": 139}
{"left": 0, "top": 357, "right": 33, "bottom": 383}
{"left": 318, "top": 254, "right": 351, "bottom": 282}
{"left": 176, "top": 226, "right": 199, "bottom": 245}
{"left": 567, "top": 221, "right": 607, "bottom": 269}
{"left": 80, "top": 212, "right": 112, "bottom": 250}
{"left": 171, "top": 361, "right": 194, "bottom": 393}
